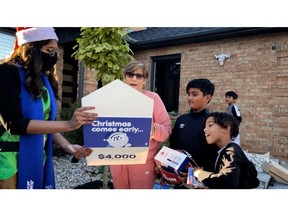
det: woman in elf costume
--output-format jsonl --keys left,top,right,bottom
{"left": 0, "top": 27, "right": 97, "bottom": 189}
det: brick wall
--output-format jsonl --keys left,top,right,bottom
{"left": 82, "top": 68, "right": 97, "bottom": 96}
{"left": 55, "top": 46, "right": 64, "bottom": 119}
{"left": 130, "top": 32, "right": 288, "bottom": 162}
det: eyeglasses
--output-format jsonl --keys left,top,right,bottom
{"left": 47, "top": 49, "right": 60, "bottom": 57}
{"left": 42, "top": 48, "right": 60, "bottom": 57}
{"left": 125, "top": 72, "right": 145, "bottom": 80}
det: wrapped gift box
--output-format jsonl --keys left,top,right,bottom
{"left": 154, "top": 146, "right": 190, "bottom": 174}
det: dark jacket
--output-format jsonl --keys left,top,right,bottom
{"left": 0, "top": 63, "right": 30, "bottom": 135}
{"left": 169, "top": 108, "right": 219, "bottom": 172}
{"left": 197, "top": 143, "right": 260, "bottom": 189}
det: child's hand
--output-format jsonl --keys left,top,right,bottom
{"left": 194, "top": 167, "right": 203, "bottom": 178}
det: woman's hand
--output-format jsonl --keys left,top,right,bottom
{"left": 69, "top": 106, "right": 98, "bottom": 130}
{"left": 150, "top": 123, "right": 156, "bottom": 138}
{"left": 64, "top": 144, "right": 93, "bottom": 160}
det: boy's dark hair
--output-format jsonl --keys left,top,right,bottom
{"left": 186, "top": 78, "right": 215, "bottom": 96}
{"left": 225, "top": 91, "right": 238, "bottom": 99}
{"left": 207, "top": 112, "right": 239, "bottom": 139}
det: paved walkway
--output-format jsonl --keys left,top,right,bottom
{"left": 264, "top": 177, "right": 288, "bottom": 189}
{"left": 257, "top": 160, "right": 288, "bottom": 189}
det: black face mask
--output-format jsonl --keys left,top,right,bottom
{"left": 41, "top": 51, "right": 58, "bottom": 71}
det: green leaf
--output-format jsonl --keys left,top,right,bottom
{"left": 72, "top": 27, "right": 133, "bottom": 85}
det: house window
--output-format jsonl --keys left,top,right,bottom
{"left": 0, "top": 30, "right": 15, "bottom": 60}
{"left": 151, "top": 54, "right": 181, "bottom": 115}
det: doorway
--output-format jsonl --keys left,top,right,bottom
{"left": 151, "top": 54, "right": 181, "bottom": 114}
{"left": 61, "top": 41, "right": 79, "bottom": 109}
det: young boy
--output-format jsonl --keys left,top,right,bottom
{"left": 225, "top": 91, "right": 242, "bottom": 145}
{"left": 169, "top": 78, "right": 219, "bottom": 173}
{"left": 194, "top": 112, "right": 259, "bottom": 189}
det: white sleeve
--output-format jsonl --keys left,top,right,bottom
{"left": 233, "top": 105, "right": 241, "bottom": 117}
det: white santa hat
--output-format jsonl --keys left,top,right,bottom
{"left": 16, "top": 27, "right": 58, "bottom": 47}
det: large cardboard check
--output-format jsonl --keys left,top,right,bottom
{"left": 81, "top": 79, "right": 153, "bottom": 165}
